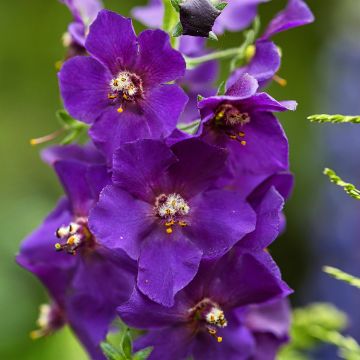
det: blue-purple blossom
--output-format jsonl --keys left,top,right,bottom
{"left": 89, "top": 138, "right": 257, "bottom": 307}
{"left": 59, "top": 10, "right": 188, "bottom": 163}
{"left": 17, "top": 144, "right": 136, "bottom": 360}
{"left": 118, "top": 249, "right": 291, "bottom": 360}
{"left": 198, "top": 73, "right": 296, "bottom": 176}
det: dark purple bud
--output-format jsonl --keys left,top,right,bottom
{"left": 179, "top": 0, "right": 221, "bottom": 37}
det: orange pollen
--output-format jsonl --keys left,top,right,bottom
{"left": 240, "top": 140, "right": 246, "bottom": 146}
{"left": 117, "top": 107, "right": 124, "bottom": 113}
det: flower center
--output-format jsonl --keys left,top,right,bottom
{"left": 189, "top": 298, "right": 228, "bottom": 343}
{"left": 55, "top": 217, "right": 94, "bottom": 255}
{"left": 154, "top": 193, "right": 190, "bottom": 234}
{"left": 108, "top": 71, "right": 144, "bottom": 113}
{"left": 30, "top": 303, "right": 65, "bottom": 340}
{"left": 212, "top": 103, "right": 250, "bottom": 145}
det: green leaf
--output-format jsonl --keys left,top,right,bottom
{"left": 308, "top": 114, "right": 360, "bottom": 124}
{"left": 215, "top": 2, "right": 227, "bottom": 10}
{"left": 133, "top": 347, "right": 153, "bottom": 360}
{"left": 163, "top": 0, "right": 179, "bottom": 36}
{"left": 170, "top": 0, "right": 181, "bottom": 12}
{"left": 323, "top": 168, "right": 360, "bottom": 200}
{"left": 120, "top": 329, "right": 132, "bottom": 358}
{"left": 56, "top": 109, "right": 78, "bottom": 128}
{"left": 177, "top": 119, "right": 201, "bottom": 135}
{"left": 172, "top": 21, "right": 183, "bottom": 37}
{"left": 216, "top": 81, "right": 226, "bottom": 95}
{"left": 323, "top": 266, "right": 360, "bottom": 289}
{"left": 101, "top": 342, "right": 125, "bottom": 360}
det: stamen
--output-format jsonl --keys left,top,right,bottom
{"left": 154, "top": 193, "right": 190, "bottom": 234}
{"left": 30, "top": 128, "right": 65, "bottom": 146}
{"left": 273, "top": 74, "right": 287, "bottom": 87}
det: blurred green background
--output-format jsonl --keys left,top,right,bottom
{"left": 0, "top": 0, "right": 352, "bottom": 358}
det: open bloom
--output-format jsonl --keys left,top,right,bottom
{"left": 228, "top": 0, "right": 314, "bottom": 88}
{"left": 17, "top": 144, "right": 135, "bottom": 360}
{"left": 90, "top": 138, "right": 256, "bottom": 306}
{"left": 59, "top": 10, "right": 188, "bottom": 163}
{"left": 118, "top": 248, "right": 291, "bottom": 360}
{"left": 198, "top": 73, "right": 296, "bottom": 176}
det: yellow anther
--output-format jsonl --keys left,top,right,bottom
{"left": 240, "top": 140, "right": 246, "bottom": 146}
{"left": 55, "top": 243, "right": 62, "bottom": 251}
{"left": 117, "top": 107, "right": 124, "bottom": 113}
{"left": 238, "top": 131, "right": 245, "bottom": 137}
{"left": 165, "top": 220, "right": 175, "bottom": 226}
{"left": 229, "top": 135, "right": 237, "bottom": 140}
{"left": 113, "top": 80, "right": 119, "bottom": 86}
{"left": 123, "top": 93, "right": 129, "bottom": 100}
{"left": 273, "top": 74, "right": 287, "bottom": 87}
{"left": 215, "top": 111, "right": 225, "bottom": 121}
{"left": 178, "top": 221, "right": 187, "bottom": 227}
{"left": 67, "top": 236, "right": 75, "bottom": 245}
{"left": 245, "top": 44, "right": 256, "bottom": 62}
{"left": 217, "top": 336, "right": 223, "bottom": 343}
{"left": 166, "top": 227, "right": 173, "bottom": 234}
{"left": 108, "top": 93, "right": 117, "bottom": 100}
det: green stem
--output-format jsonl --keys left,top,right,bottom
{"left": 185, "top": 47, "right": 244, "bottom": 69}
{"left": 324, "top": 168, "right": 360, "bottom": 200}
{"left": 308, "top": 114, "right": 360, "bottom": 124}
{"left": 323, "top": 266, "right": 360, "bottom": 289}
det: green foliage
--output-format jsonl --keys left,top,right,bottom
{"left": 215, "top": 2, "right": 227, "bottom": 11}
{"left": 323, "top": 266, "right": 360, "bottom": 290}
{"left": 308, "top": 114, "right": 360, "bottom": 124}
{"left": 278, "top": 303, "right": 347, "bottom": 360}
{"left": 163, "top": 0, "right": 179, "bottom": 42}
{"left": 323, "top": 168, "right": 360, "bottom": 200}
{"left": 216, "top": 81, "right": 226, "bottom": 95}
{"left": 101, "top": 327, "right": 152, "bottom": 360}
{"left": 177, "top": 119, "right": 201, "bottom": 134}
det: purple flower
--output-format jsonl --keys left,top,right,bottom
{"left": 59, "top": 10, "right": 188, "bottom": 163}
{"left": 17, "top": 144, "right": 136, "bottom": 360}
{"left": 89, "top": 138, "right": 256, "bottom": 307}
{"left": 60, "top": 0, "right": 103, "bottom": 50}
{"left": 228, "top": 0, "right": 314, "bottom": 88}
{"left": 118, "top": 247, "right": 291, "bottom": 360}
{"left": 198, "top": 73, "right": 296, "bottom": 175}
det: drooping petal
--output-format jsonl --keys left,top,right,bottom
{"left": 59, "top": 56, "right": 111, "bottom": 124}
{"left": 241, "top": 93, "right": 297, "bottom": 113}
{"left": 226, "top": 73, "right": 260, "bottom": 97}
{"left": 262, "top": 0, "right": 314, "bottom": 39}
{"left": 241, "top": 187, "right": 284, "bottom": 250}
{"left": 118, "top": 288, "right": 187, "bottom": 329}
{"left": 135, "top": 29, "right": 186, "bottom": 86}
{"left": 134, "top": 326, "right": 193, "bottom": 360}
{"left": 112, "top": 139, "right": 178, "bottom": 202}
{"left": 138, "top": 229, "right": 202, "bottom": 307}
{"left": 89, "top": 185, "right": 154, "bottom": 259}
{"left": 85, "top": 10, "right": 138, "bottom": 74}
{"left": 185, "top": 189, "right": 256, "bottom": 259}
